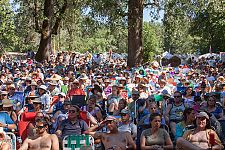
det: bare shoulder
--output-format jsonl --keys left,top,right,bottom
{"left": 95, "top": 132, "right": 105, "bottom": 138}
{"left": 50, "top": 134, "right": 58, "bottom": 139}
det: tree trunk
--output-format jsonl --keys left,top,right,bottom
{"left": 127, "top": 0, "right": 144, "bottom": 67}
{"left": 35, "top": 0, "right": 53, "bottom": 62}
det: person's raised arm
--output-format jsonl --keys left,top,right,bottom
{"left": 51, "top": 134, "right": 59, "bottom": 150}
{"left": 84, "top": 120, "right": 108, "bottom": 137}
{"left": 165, "top": 104, "right": 172, "bottom": 124}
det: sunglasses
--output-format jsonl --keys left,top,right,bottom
{"left": 68, "top": 110, "right": 76, "bottom": 113}
{"left": 120, "top": 113, "right": 127, "bottom": 116}
{"left": 174, "top": 96, "right": 181, "bottom": 98}
{"left": 106, "top": 120, "right": 115, "bottom": 124}
{"left": 35, "top": 125, "right": 45, "bottom": 129}
{"left": 59, "top": 95, "right": 65, "bottom": 98}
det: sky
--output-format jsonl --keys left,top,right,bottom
{"left": 9, "top": 0, "right": 163, "bottom": 23}
{"left": 143, "top": 8, "right": 164, "bottom": 22}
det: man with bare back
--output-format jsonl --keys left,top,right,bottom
{"left": 19, "top": 118, "right": 59, "bottom": 150}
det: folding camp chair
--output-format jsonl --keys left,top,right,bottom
{"left": 6, "top": 132, "right": 17, "bottom": 150}
{"left": 18, "top": 112, "right": 36, "bottom": 141}
{"left": 63, "top": 134, "right": 94, "bottom": 150}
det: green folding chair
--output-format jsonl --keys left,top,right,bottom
{"left": 63, "top": 134, "right": 94, "bottom": 150}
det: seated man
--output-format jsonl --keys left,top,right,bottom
{"left": 85, "top": 116, "right": 136, "bottom": 150}
{"left": 55, "top": 105, "right": 89, "bottom": 139}
{"left": 19, "top": 118, "right": 59, "bottom": 150}
{"left": 118, "top": 109, "right": 137, "bottom": 139}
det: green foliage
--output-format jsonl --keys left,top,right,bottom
{"left": 0, "top": 0, "right": 19, "bottom": 52}
{"left": 190, "top": 0, "right": 225, "bottom": 53}
{"left": 164, "top": 0, "right": 225, "bottom": 54}
{"left": 143, "top": 22, "right": 163, "bottom": 62}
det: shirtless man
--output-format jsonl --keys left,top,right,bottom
{"left": 85, "top": 116, "right": 136, "bottom": 150}
{"left": 19, "top": 118, "right": 59, "bottom": 150}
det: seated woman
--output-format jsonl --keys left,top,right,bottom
{"left": 183, "top": 86, "right": 195, "bottom": 107}
{"left": 177, "top": 112, "right": 224, "bottom": 150}
{"left": 192, "top": 96, "right": 202, "bottom": 113}
{"left": 113, "top": 98, "right": 127, "bottom": 116}
{"left": 107, "top": 85, "right": 122, "bottom": 114}
{"left": 139, "top": 102, "right": 160, "bottom": 128}
{"left": 85, "top": 95, "right": 102, "bottom": 122}
{"left": 140, "top": 113, "right": 173, "bottom": 150}
{"left": 2, "top": 99, "right": 17, "bottom": 123}
{"left": 202, "top": 93, "right": 224, "bottom": 120}
{"left": 175, "top": 108, "right": 195, "bottom": 140}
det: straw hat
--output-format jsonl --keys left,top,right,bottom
{"left": 48, "top": 80, "right": 58, "bottom": 86}
{"left": 38, "top": 85, "right": 48, "bottom": 91}
{"left": 2, "top": 99, "right": 13, "bottom": 107}
{"left": 30, "top": 81, "right": 37, "bottom": 86}
{"left": 50, "top": 74, "right": 62, "bottom": 81}
{"left": 32, "top": 98, "right": 42, "bottom": 103}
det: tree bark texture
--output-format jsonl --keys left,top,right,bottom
{"left": 35, "top": 0, "right": 67, "bottom": 62}
{"left": 127, "top": 0, "right": 144, "bottom": 67}
{"left": 35, "top": 0, "right": 53, "bottom": 62}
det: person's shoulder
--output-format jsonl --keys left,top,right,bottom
{"left": 61, "top": 118, "right": 69, "bottom": 124}
{"left": 78, "top": 119, "right": 88, "bottom": 125}
{"left": 50, "top": 133, "right": 58, "bottom": 139}
{"left": 141, "top": 128, "right": 150, "bottom": 135}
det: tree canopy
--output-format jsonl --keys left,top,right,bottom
{"left": 0, "top": 0, "right": 224, "bottom": 63}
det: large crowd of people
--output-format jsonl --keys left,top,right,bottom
{"left": 0, "top": 51, "right": 224, "bottom": 150}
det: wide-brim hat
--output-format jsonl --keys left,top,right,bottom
{"left": 73, "top": 79, "right": 79, "bottom": 84}
{"left": 62, "top": 77, "right": 70, "bottom": 81}
{"left": 196, "top": 112, "right": 209, "bottom": 120}
{"left": 105, "top": 116, "right": 117, "bottom": 121}
{"left": 30, "top": 81, "right": 37, "bottom": 86}
{"left": 8, "top": 84, "right": 16, "bottom": 89}
{"left": 26, "top": 94, "right": 38, "bottom": 99}
{"left": 49, "top": 81, "right": 58, "bottom": 86}
{"left": 119, "top": 77, "right": 126, "bottom": 81}
{"left": 2, "top": 99, "right": 13, "bottom": 107}
{"left": 0, "top": 91, "right": 8, "bottom": 95}
{"left": 33, "top": 98, "right": 42, "bottom": 103}
{"left": 38, "top": 85, "right": 48, "bottom": 91}
{"left": 58, "top": 92, "right": 66, "bottom": 97}
{"left": 50, "top": 74, "right": 62, "bottom": 81}
{"left": 79, "top": 74, "right": 88, "bottom": 80}
{"left": 161, "top": 90, "right": 171, "bottom": 97}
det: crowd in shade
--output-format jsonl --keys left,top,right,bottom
{"left": 0, "top": 51, "right": 224, "bottom": 150}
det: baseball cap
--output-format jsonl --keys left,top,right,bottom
{"left": 105, "top": 116, "right": 117, "bottom": 121}
{"left": 196, "top": 112, "right": 209, "bottom": 120}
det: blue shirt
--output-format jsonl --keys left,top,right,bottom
{"left": 0, "top": 112, "right": 14, "bottom": 131}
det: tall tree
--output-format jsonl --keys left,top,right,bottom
{"left": 35, "top": 0, "right": 68, "bottom": 62}
{"left": 127, "top": 0, "right": 144, "bottom": 67}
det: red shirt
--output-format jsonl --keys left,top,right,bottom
{"left": 67, "top": 88, "right": 85, "bottom": 97}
